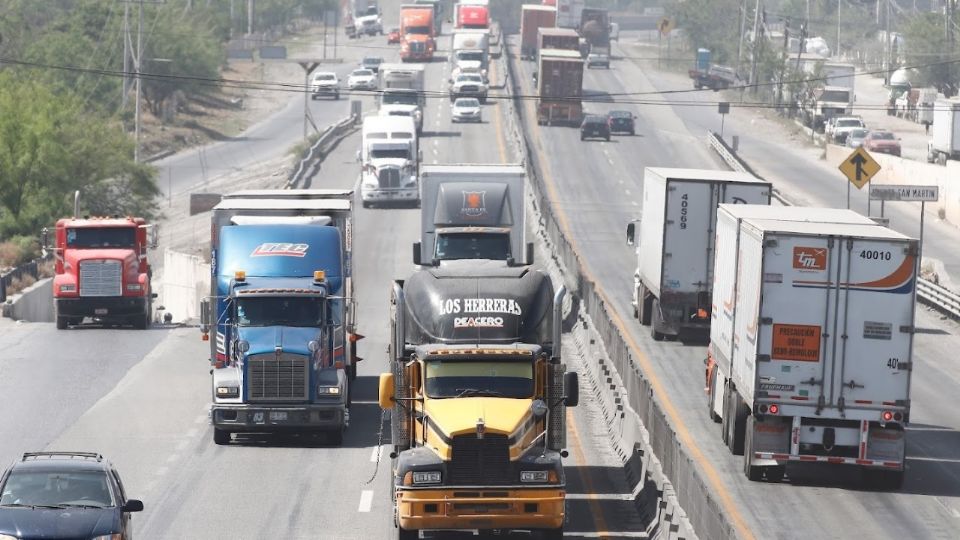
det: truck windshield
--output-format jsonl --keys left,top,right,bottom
{"left": 456, "top": 51, "right": 484, "bottom": 62}
{"left": 236, "top": 297, "right": 325, "bottom": 327}
{"left": 819, "top": 90, "right": 850, "bottom": 102}
{"left": 370, "top": 148, "right": 411, "bottom": 159}
{"left": 405, "top": 25, "right": 431, "bottom": 35}
{"left": 65, "top": 227, "right": 136, "bottom": 249}
{"left": 382, "top": 92, "right": 419, "bottom": 106}
{"left": 435, "top": 233, "right": 510, "bottom": 261}
{"left": 425, "top": 360, "right": 534, "bottom": 398}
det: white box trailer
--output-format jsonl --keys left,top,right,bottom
{"left": 928, "top": 97, "right": 960, "bottom": 165}
{"left": 625, "top": 168, "right": 770, "bottom": 341}
{"left": 708, "top": 206, "right": 916, "bottom": 486}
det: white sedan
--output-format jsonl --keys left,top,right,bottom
{"left": 451, "top": 97, "right": 482, "bottom": 123}
{"left": 347, "top": 69, "right": 378, "bottom": 91}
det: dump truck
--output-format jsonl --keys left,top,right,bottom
{"left": 536, "top": 48, "right": 584, "bottom": 125}
{"left": 625, "top": 168, "right": 770, "bottom": 341}
{"left": 707, "top": 204, "right": 915, "bottom": 487}
{"left": 415, "top": 164, "right": 530, "bottom": 266}
{"left": 520, "top": 5, "right": 557, "bottom": 60}
{"left": 578, "top": 7, "right": 609, "bottom": 56}
{"left": 201, "top": 190, "right": 359, "bottom": 445}
{"left": 46, "top": 208, "right": 157, "bottom": 330}
{"left": 379, "top": 260, "right": 578, "bottom": 540}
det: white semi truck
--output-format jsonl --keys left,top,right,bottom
{"left": 625, "top": 168, "right": 770, "bottom": 341}
{"left": 414, "top": 164, "right": 529, "bottom": 266}
{"left": 707, "top": 204, "right": 916, "bottom": 487}
{"left": 926, "top": 97, "right": 960, "bottom": 165}
{"left": 358, "top": 116, "right": 420, "bottom": 208}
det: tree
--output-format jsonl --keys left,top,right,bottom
{"left": 903, "top": 12, "right": 958, "bottom": 96}
{"left": 667, "top": 0, "right": 742, "bottom": 65}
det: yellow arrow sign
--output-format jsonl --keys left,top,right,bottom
{"left": 658, "top": 17, "right": 675, "bottom": 37}
{"left": 838, "top": 147, "right": 881, "bottom": 189}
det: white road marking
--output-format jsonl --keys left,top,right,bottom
{"left": 624, "top": 189, "right": 631, "bottom": 195}
{"left": 618, "top": 179, "right": 624, "bottom": 185}
{"left": 154, "top": 466, "right": 169, "bottom": 477}
{"left": 433, "top": 140, "right": 439, "bottom": 146}
{"left": 358, "top": 490, "right": 374, "bottom": 512}
{"left": 632, "top": 201, "right": 639, "bottom": 206}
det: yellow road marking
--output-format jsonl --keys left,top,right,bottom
{"left": 517, "top": 55, "right": 758, "bottom": 540}
{"left": 567, "top": 408, "right": 612, "bottom": 538}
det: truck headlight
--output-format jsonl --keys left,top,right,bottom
{"left": 126, "top": 284, "right": 142, "bottom": 291}
{"left": 412, "top": 471, "right": 441, "bottom": 484}
{"left": 216, "top": 386, "right": 239, "bottom": 398}
{"left": 317, "top": 386, "right": 340, "bottom": 395}
{"left": 520, "top": 470, "right": 549, "bottom": 483}
{"left": 59, "top": 284, "right": 76, "bottom": 293}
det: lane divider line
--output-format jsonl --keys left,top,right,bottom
{"left": 567, "top": 409, "right": 611, "bottom": 537}
{"left": 358, "top": 490, "right": 374, "bottom": 513}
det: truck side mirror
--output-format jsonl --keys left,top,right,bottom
{"left": 563, "top": 371, "right": 579, "bottom": 407}
{"left": 626, "top": 222, "right": 636, "bottom": 245}
{"left": 526, "top": 242, "right": 534, "bottom": 265}
{"left": 378, "top": 373, "right": 395, "bottom": 410}
{"left": 412, "top": 242, "right": 422, "bottom": 265}
{"left": 149, "top": 225, "right": 159, "bottom": 249}
{"left": 41, "top": 228, "right": 50, "bottom": 251}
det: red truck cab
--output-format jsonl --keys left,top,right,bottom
{"left": 400, "top": 6, "right": 435, "bottom": 61}
{"left": 47, "top": 216, "right": 157, "bottom": 329}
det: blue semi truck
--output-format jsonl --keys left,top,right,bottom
{"left": 201, "top": 190, "right": 357, "bottom": 445}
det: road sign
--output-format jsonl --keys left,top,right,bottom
{"left": 838, "top": 147, "right": 880, "bottom": 189}
{"left": 869, "top": 185, "right": 939, "bottom": 202}
{"left": 658, "top": 17, "right": 675, "bottom": 36}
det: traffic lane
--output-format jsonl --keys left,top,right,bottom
{"left": 0, "top": 320, "right": 169, "bottom": 462}
{"left": 156, "top": 31, "right": 388, "bottom": 198}
{"left": 515, "top": 46, "right": 960, "bottom": 538}
{"left": 624, "top": 45, "right": 960, "bottom": 282}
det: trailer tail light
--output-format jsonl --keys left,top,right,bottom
{"left": 882, "top": 410, "right": 894, "bottom": 422}
{"left": 893, "top": 412, "right": 903, "bottom": 422}
{"left": 759, "top": 403, "right": 779, "bottom": 415}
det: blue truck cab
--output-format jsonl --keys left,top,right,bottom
{"left": 201, "top": 190, "right": 357, "bottom": 445}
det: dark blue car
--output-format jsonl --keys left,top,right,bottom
{"left": 0, "top": 452, "right": 143, "bottom": 540}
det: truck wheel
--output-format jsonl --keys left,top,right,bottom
{"left": 650, "top": 298, "right": 666, "bottom": 341}
{"left": 720, "top": 382, "right": 731, "bottom": 446}
{"left": 743, "top": 416, "right": 763, "bottom": 481}
{"left": 727, "top": 391, "right": 748, "bottom": 456}
{"left": 348, "top": 362, "right": 357, "bottom": 381}
{"left": 213, "top": 428, "right": 231, "bottom": 445}
{"left": 707, "top": 367, "right": 721, "bottom": 423}
{"left": 766, "top": 465, "right": 786, "bottom": 483}
{"left": 864, "top": 468, "right": 904, "bottom": 490}
{"left": 638, "top": 285, "right": 652, "bottom": 326}
{"left": 396, "top": 526, "right": 418, "bottom": 540}
{"left": 328, "top": 428, "right": 344, "bottom": 446}
{"left": 55, "top": 315, "right": 68, "bottom": 330}
{"left": 540, "top": 527, "right": 564, "bottom": 540}
{"left": 133, "top": 311, "right": 149, "bottom": 330}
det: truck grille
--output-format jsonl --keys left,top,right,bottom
{"left": 247, "top": 353, "right": 309, "bottom": 402}
{"left": 448, "top": 434, "right": 512, "bottom": 485}
{"left": 378, "top": 168, "right": 401, "bottom": 188}
{"left": 410, "top": 42, "right": 425, "bottom": 53}
{"left": 460, "top": 85, "right": 479, "bottom": 92}
{"left": 79, "top": 260, "right": 122, "bottom": 297}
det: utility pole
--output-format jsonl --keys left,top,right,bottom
{"left": 777, "top": 19, "right": 790, "bottom": 111}
{"left": 134, "top": 0, "right": 143, "bottom": 162}
{"left": 884, "top": 0, "right": 891, "bottom": 85}
{"left": 248, "top": 0, "right": 254, "bottom": 35}
{"left": 836, "top": 0, "right": 841, "bottom": 58}
{"left": 122, "top": 2, "right": 130, "bottom": 110}
{"left": 737, "top": 0, "right": 747, "bottom": 73}
{"left": 750, "top": 0, "right": 762, "bottom": 93}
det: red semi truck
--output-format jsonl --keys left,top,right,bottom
{"left": 46, "top": 215, "right": 157, "bottom": 329}
{"left": 400, "top": 4, "right": 435, "bottom": 62}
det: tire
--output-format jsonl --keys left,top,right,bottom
{"left": 397, "top": 526, "right": 418, "bottom": 540}
{"left": 630, "top": 129, "right": 635, "bottom": 136}
{"left": 540, "top": 527, "right": 564, "bottom": 540}
{"left": 56, "top": 315, "right": 68, "bottom": 330}
{"left": 580, "top": 135, "right": 585, "bottom": 141}
{"left": 766, "top": 465, "right": 786, "bottom": 483}
{"left": 328, "top": 428, "right": 344, "bottom": 446}
{"left": 638, "top": 284, "right": 652, "bottom": 326}
{"left": 213, "top": 428, "right": 231, "bottom": 445}
{"left": 743, "top": 416, "right": 763, "bottom": 481}
{"left": 605, "top": 135, "right": 611, "bottom": 142}
{"left": 707, "top": 366, "right": 722, "bottom": 423}
{"left": 720, "top": 382, "right": 731, "bottom": 446}
{"left": 362, "top": 201, "right": 371, "bottom": 209}
{"left": 727, "top": 391, "right": 749, "bottom": 455}
{"left": 650, "top": 298, "right": 666, "bottom": 341}
{"left": 348, "top": 362, "right": 357, "bottom": 381}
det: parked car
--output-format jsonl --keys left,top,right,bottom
{"left": 361, "top": 55, "right": 384, "bottom": 73}
{"left": 586, "top": 52, "right": 610, "bottom": 69}
{"left": 451, "top": 97, "right": 482, "bottom": 123}
{"left": 0, "top": 452, "right": 143, "bottom": 540}
{"left": 387, "top": 28, "right": 401, "bottom": 45}
{"left": 310, "top": 71, "right": 340, "bottom": 100}
{"left": 607, "top": 110, "right": 636, "bottom": 135}
{"left": 846, "top": 128, "right": 869, "bottom": 148}
{"left": 348, "top": 68, "right": 378, "bottom": 90}
{"left": 580, "top": 114, "right": 611, "bottom": 141}
{"left": 864, "top": 130, "right": 902, "bottom": 156}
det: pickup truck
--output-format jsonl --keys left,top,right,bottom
{"left": 689, "top": 65, "right": 740, "bottom": 91}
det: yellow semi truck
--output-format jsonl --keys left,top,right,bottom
{"left": 378, "top": 260, "right": 579, "bottom": 540}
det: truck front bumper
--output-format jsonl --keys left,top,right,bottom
{"left": 361, "top": 187, "right": 419, "bottom": 205}
{"left": 396, "top": 487, "right": 565, "bottom": 531}
{"left": 55, "top": 296, "right": 147, "bottom": 319}
{"left": 210, "top": 403, "right": 346, "bottom": 432}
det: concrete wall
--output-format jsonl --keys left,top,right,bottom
{"left": 4, "top": 278, "right": 54, "bottom": 322}
{"left": 157, "top": 249, "right": 210, "bottom": 324}
{"left": 826, "top": 144, "right": 960, "bottom": 224}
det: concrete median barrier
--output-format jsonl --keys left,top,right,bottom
{"left": 3, "top": 278, "right": 54, "bottom": 323}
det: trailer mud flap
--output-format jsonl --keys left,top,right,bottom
{"left": 866, "top": 426, "right": 905, "bottom": 463}
{"left": 752, "top": 416, "right": 791, "bottom": 456}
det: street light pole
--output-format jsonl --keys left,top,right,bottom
{"left": 134, "top": 0, "right": 143, "bottom": 162}
{"left": 836, "top": 0, "right": 841, "bottom": 58}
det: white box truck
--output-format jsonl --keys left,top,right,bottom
{"left": 707, "top": 205, "right": 916, "bottom": 487}
{"left": 414, "top": 164, "right": 529, "bottom": 266}
{"left": 625, "top": 168, "right": 770, "bottom": 341}
{"left": 926, "top": 97, "right": 960, "bottom": 165}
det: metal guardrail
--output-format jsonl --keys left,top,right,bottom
{"left": 287, "top": 113, "right": 358, "bottom": 189}
{"left": 707, "top": 130, "right": 960, "bottom": 320}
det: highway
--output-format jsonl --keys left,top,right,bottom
{"left": 0, "top": 17, "right": 649, "bottom": 540}
{"left": 506, "top": 32, "right": 960, "bottom": 540}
